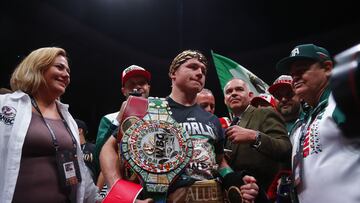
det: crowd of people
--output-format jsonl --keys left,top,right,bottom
{"left": 0, "top": 43, "right": 359, "bottom": 203}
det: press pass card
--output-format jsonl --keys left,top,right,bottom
{"left": 56, "top": 149, "right": 82, "bottom": 187}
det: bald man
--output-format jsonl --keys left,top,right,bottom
{"left": 196, "top": 88, "right": 215, "bottom": 114}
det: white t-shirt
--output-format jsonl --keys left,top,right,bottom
{"left": 291, "top": 93, "right": 360, "bottom": 203}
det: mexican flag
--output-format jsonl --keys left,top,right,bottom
{"left": 211, "top": 51, "right": 269, "bottom": 96}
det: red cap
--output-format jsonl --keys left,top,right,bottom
{"left": 268, "top": 75, "right": 293, "bottom": 94}
{"left": 122, "top": 65, "right": 151, "bottom": 87}
{"left": 251, "top": 93, "right": 277, "bottom": 108}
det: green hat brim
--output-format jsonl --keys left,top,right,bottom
{"left": 276, "top": 56, "right": 317, "bottom": 74}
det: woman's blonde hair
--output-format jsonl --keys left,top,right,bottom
{"left": 10, "top": 47, "right": 67, "bottom": 95}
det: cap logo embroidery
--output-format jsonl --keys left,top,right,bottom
{"left": 0, "top": 106, "right": 17, "bottom": 125}
{"left": 291, "top": 48, "right": 300, "bottom": 56}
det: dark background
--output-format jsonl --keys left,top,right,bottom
{"left": 1, "top": 0, "right": 359, "bottom": 141}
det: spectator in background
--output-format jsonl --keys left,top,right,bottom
{"left": 75, "top": 119, "right": 96, "bottom": 183}
{"left": 266, "top": 75, "right": 300, "bottom": 202}
{"left": 0, "top": 47, "right": 98, "bottom": 203}
{"left": 94, "top": 65, "right": 151, "bottom": 175}
{"left": 95, "top": 65, "right": 151, "bottom": 199}
{"left": 268, "top": 75, "right": 301, "bottom": 135}
{"left": 196, "top": 88, "right": 216, "bottom": 114}
{"left": 250, "top": 93, "right": 277, "bottom": 109}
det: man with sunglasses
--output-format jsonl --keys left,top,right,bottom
{"left": 268, "top": 75, "right": 301, "bottom": 137}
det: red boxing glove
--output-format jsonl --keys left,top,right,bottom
{"left": 103, "top": 179, "right": 143, "bottom": 203}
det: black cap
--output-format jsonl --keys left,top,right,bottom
{"left": 75, "top": 119, "right": 88, "bottom": 135}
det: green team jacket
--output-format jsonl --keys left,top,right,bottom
{"left": 94, "top": 112, "right": 119, "bottom": 176}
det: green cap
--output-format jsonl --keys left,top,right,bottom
{"left": 276, "top": 44, "right": 331, "bottom": 74}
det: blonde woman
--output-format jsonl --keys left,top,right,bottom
{"left": 0, "top": 47, "right": 98, "bottom": 203}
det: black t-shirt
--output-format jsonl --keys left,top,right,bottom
{"left": 81, "top": 142, "right": 97, "bottom": 183}
{"left": 167, "top": 97, "right": 224, "bottom": 180}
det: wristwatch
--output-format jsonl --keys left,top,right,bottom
{"left": 251, "top": 131, "right": 261, "bottom": 149}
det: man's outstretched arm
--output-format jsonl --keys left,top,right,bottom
{"left": 100, "top": 136, "right": 121, "bottom": 187}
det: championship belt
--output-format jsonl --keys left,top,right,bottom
{"left": 119, "top": 96, "right": 193, "bottom": 202}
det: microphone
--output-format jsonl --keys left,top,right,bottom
{"left": 129, "top": 89, "right": 142, "bottom": 97}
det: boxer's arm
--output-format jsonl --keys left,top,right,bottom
{"left": 100, "top": 136, "right": 121, "bottom": 187}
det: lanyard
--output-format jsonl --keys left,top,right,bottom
{"left": 297, "top": 100, "right": 328, "bottom": 156}
{"left": 297, "top": 117, "right": 311, "bottom": 160}
{"left": 293, "top": 98, "right": 328, "bottom": 188}
{"left": 30, "top": 97, "right": 77, "bottom": 152}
